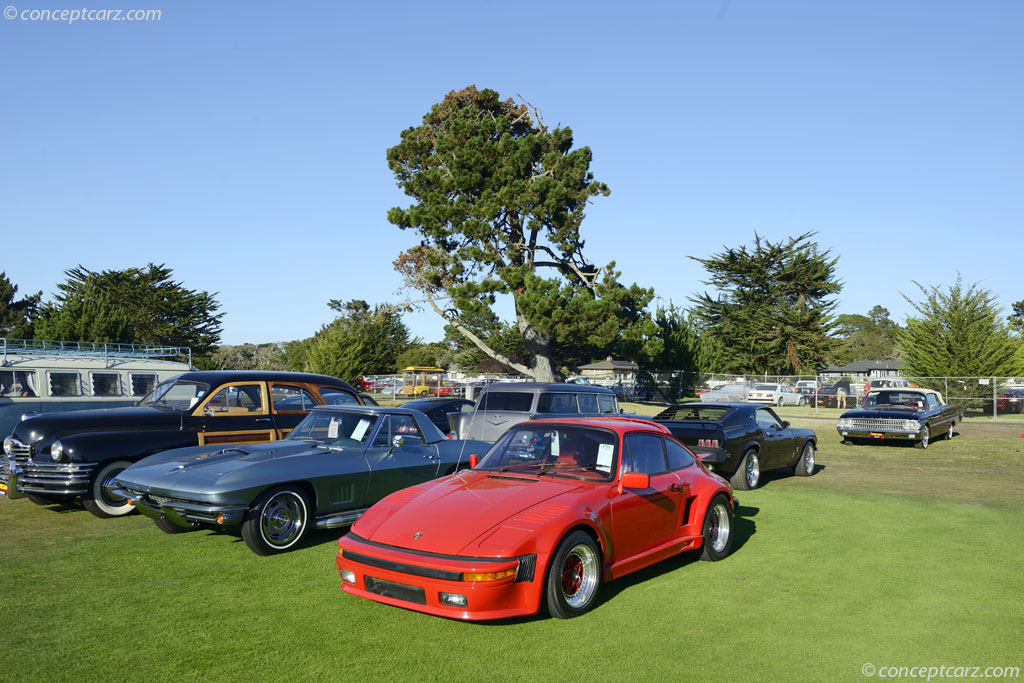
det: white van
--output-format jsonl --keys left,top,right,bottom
{"left": 0, "top": 338, "right": 192, "bottom": 437}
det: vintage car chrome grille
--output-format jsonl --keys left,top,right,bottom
{"left": 845, "top": 418, "right": 916, "bottom": 431}
{"left": 18, "top": 462, "right": 96, "bottom": 494}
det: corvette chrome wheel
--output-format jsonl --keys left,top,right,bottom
{"left": 242, "top": 486, "right": 310, "bottom": 555}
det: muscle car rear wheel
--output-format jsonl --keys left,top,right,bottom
{"left": 700, "top": 494, "right": 734, "bottom": 561}
{"left": 545, "top": 531, "right": 601, "bottom": 619}
{"left": 83, "top": 460, "right": 135, "bottom": 518}
{"left": 242, "top": 486, "right": 310, "bottom": 555}
{"left": 915, "top": 431, "right": 929, "bottom": 449}
{"left": 945, "top": 422, "right": 955, "bottom": 440}
{"left": 794, "top": 442, "right": 815, "bottom": 476}
{"left": 730, "top": 449, "right": 760, "bottom": 490}
{"left": 154, "top": 518, "right": 194, "bottom": 534}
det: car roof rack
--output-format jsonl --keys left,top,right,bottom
{"left": 1, "top": 337, "right": 192, "bottom": 367}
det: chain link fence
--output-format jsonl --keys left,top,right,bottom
{"left": 358, "top": 369, "right": 1024, "bottom": 419}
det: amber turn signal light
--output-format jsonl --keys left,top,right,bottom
{"left": 462, "top": 568, "right": 516, "bottom": 582}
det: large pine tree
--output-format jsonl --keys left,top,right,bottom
{"left": 900, "top": 277, "right": 1021, "bottom": 378}
{"left": 690, "top": 232, "right": 841, "bottom": 374}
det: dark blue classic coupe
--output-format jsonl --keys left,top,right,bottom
{"left": 115, "top": 405, "right": 490, "bottom": 555}
{"left": 836, "top": 388, "right": 963, "bottom": 449}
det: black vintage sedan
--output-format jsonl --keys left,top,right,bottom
{"left": 1, "top": 371, "right": 361, "bottom": 518}
{"left": 115, "top": 405, "right": 490, "bottom": 555}
{"left": 836, "top": 388, "right": 963, "bottom": 449}
{"left": 653, "top": 402, "right": 818, "bottom": 490}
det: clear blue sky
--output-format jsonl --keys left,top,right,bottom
{"left": 2, "top": 0, "right": 1021, "bottom": 346}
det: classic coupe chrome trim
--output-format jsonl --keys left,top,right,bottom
{"left": 313, "top": 508, "right": 369, "bottom": 529}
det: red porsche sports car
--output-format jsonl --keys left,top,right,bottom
{"left": 336, "top": 417, "right": 738, "bottom": 620}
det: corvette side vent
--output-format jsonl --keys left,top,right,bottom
{"left": 515, "top": 554, "right": 537, "bottom": 583}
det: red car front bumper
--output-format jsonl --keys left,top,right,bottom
{"left": 336, "top": 533, "right": 548, "bottom": 620}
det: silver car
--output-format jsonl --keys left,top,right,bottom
{"left": 746, "top": 383, "right": 806, "bottom": 407}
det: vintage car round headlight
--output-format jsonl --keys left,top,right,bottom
{"left": 902, "top": 419, "right": 920, "bottom": 431}
{"left": 50, "top": 440, "right": 64, "bottom": 462}
{"left": 2, "top": 436, "right": 12, "bottom": 455}
{"left": 836, "top": 418, "right": 852, "bottom": 429}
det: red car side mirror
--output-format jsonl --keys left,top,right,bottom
{"left": 618, "top": 471, "right": 650, "bottom": 493}
{"left": 469, "top": 454, "right": 479, "bottom": 468}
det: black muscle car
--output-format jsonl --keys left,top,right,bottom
{"left": 836, "top": 388, "right": 962, "bottom": 449}
{"left": 114, "top": 405, "right": 490, "bottom": 555}
{"left": 1, "top": 371, "right": 360, "bottom": 517}
{"left": 653, "top": 402, "right": 817, "bottom": 490}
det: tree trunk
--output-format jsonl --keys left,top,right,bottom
{"left": 517, "top": 312, "right": 556, "bottom": 382}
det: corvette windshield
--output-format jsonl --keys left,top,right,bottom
{"left": 288, "top": 411, "right": 378, "bottom": 448}
{"left": 478, "top": 425, "right": 618, "bottom": 482}
{"left": 140, "top": 380, "right": 211, "bottom": 410}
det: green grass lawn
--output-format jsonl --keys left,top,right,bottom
{"left": 1, "top": 418, "right": 1022, "bottom": 681}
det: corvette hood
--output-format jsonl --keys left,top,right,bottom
{"left": 364, "top": 471, "right": 586, "bottom": 556}
{"left": 118, "top": 441, "right": 324, "bottom": 491}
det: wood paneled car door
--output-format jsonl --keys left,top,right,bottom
{"left": 195, "top": 381, "right": 277, "bottom": 445}
{"left": 268, "top": 382, "right": 321, "bottom": 439}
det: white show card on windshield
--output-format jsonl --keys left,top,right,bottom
{"left": 351, "top": 419, "right": 371, "bottom": 442}
{"left": 328, "top": 418, "right": 340, "bottom": 439}
{"left": 597, "top": 443, "right": 614, "bottom": 472}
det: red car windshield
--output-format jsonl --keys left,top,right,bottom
{"left": 479, "top": 425, "right": 619, "bottom": 481}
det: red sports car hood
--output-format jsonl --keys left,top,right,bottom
{"left": 363, "top": 471, "right": 587, "bottom": 556}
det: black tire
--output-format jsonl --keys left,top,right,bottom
{"left": 699, "top": 494, "right": 735, "bottom": 562}
{"left": 944, "top": 422, "right": 955, "bottom": 441}
{"left": 241, "top": 485, "right": 311, "bottom": 556}
{"left": 841, "top": 438, "right": 858, "bottom": 446}
{"left": 729, "top": 449, "right": 760, "bottom": 491}
{"left": 544, "top": 530, "right": 601, "bottom": 619}
{"left": 154, "top": 517, "right": 194, "bottom": 534}
{"left": 25, "top": 492, "right": 61, "bottom": 506}
{"left": 793, "top": 441, "right": 815, "bottom": 477}
{"left": 798, "top": 396, "right": 807, "bottom": 407}
{"left": 83, "top": 460, "right": 135, "bottom": 518}
{"left": 776, "top": 397, "right": 784, "bottom": 407}
{"left": 915, "top": 430, "right": 930, "bottom": 449}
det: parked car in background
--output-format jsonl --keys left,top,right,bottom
{"left": 996, "top": 385, "right": 1024, "bottom": 414}
{"left": 836, "top": 388, "right": 963, "bottom": 449}
{"left": 792, "top": 380, "right": 819, "bottom": 396}
{"left": 0, "top": 337, "right": 191, "bottom": 441}
{"left": 700, "top": 382, "right": 754, "bottom": 403}
{"left": 116, "top": 405, "right": 490, "bottom": 555}
{"left": 336, "top": 416, "right": 737, "bottom": 620}
{"left": 862, "top": 377, "right": 909, "bottom": 397}
{"left": 449, "top": 383, "right": 619, "bottom": 442}
{"left": 1, "top": 371, "right": 361, "bottom": 516}
{"left": 400, "top": 397, "right": 475, "bottom": 435}
{"left": 653, "top": 403, "right": 817, "bottom": 490}
{"left": 815, "top": 379, "right": 853, "bottom": 408}
{"left": 746, "top": 383, "right": 806, "bottom": 407}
